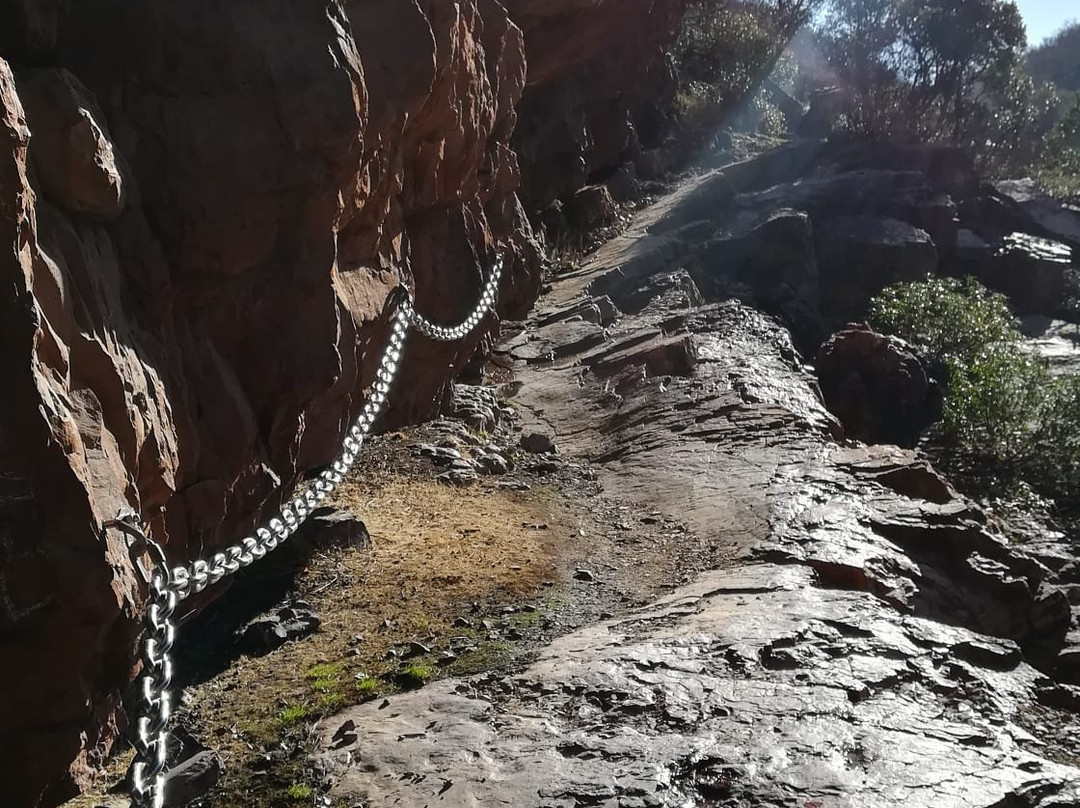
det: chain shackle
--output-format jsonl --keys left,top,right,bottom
{"left": 126, "top": 253, "right": 502, "bottom": 808}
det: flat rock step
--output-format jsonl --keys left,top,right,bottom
{"left": 585, "top": 332, "right": 697, "bottom": 379}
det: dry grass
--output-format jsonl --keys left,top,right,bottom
{"left": 63, "top": 474, "right": 576, "bottom": 808}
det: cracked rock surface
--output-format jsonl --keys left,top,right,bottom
{"left": 314, "top": 146, "right": 1080, "bottom": 806}
{"left": 320, "top": 565, "right": 1077, "bottom": 808}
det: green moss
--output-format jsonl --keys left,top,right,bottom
{"left": 286, "top": 782, "right": 313, "bottom": 800}
{"left": 318, "top": 691, "right": 345, "bottom": 711}
{"left": 507, "top": 609, "right": 544, "bottom": 630}
{"left": 304, "top": 662, "right": 344, "bottom": 680}
{"left": 304, "top": 661, "right": 346, "bottom": 697}
{"left": 274, "top": 703, "right": 310, "bottom": 729}
{"left": 355, "top": 676, "right": 382, "bottom": 698}
{"left": 395, "top": 662, "right": 435, "bottom": 689}
{"left": 448, "top": 640, "right": 514, "bottom": 677}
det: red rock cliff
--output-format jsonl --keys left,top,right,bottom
{"left": 0, "top": 1, "right": 685, "bottom": 805}
{"left": 509, "top": 0, "right": 684, "bottom": 207}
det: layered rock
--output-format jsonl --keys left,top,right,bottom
{"left": 814, "top": 216, "right": 938, "bottom": 317}
{"left": 318, "top": 175, "right": 1080, "bottom": 807}
{"left": 568, "top": 138, "right": 1080, "bottom": 350}
{"left": 0, "top": 2, "right": 687, "bottom": 804}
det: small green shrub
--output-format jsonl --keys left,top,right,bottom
{"left": 869, "top": 276, "right": 1019, "bottom": 361}
{"left": 1030, "top": 375, "right": 1080, "bottom": 509}
{"left": 938, "top": 343, "right": 1050, "bottom": 468}
{"left": 869, "top": 277, "right": 1080, "bottom": 515}
{"left": 286, "top": 782, "right": 313, "bottom": 801}
{"left": 274, "top": 703, "right": 310, "bottom": 729}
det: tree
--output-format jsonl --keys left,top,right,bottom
{"left": 673, "top": 0, "right": 823, "bottom": 135}
{"left": 899, "top": 0, "right": 1026, "bottom": 140}
{"left": 817, "top": 0, "right": 908, "bottom": 136}
{"left": 1027, "top": 20, "right": 1080, "bottom": 93}
{"left": 815, "top": 0, "right": 1028, "bottom": 143}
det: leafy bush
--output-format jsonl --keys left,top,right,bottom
{"left": 674, "top": 6, "right": 778, "bottom": 135}
{"left": 677, "top": 6, "right": 777, "bottom": 103}
{"left": 869, "top": 277, "right": 1080, "bottom": 515}
{"left": 1031, "top": 376, "right": 1080, "bottom": 507}
{"left": 869, "top": 276, "right": 1019, "bottom": 361}
{"left": 1031, "top": 96, "right": 1080, "bottom": 201}
{"left": 938, "top": 343, "right": 1051, "bottom": 468}
{"left": 869, "top": 277, "right": 1047, "bottom": 466}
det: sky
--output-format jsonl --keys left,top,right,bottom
{"left": 1014, "top": 0, "right": 1076, "bottom": 46}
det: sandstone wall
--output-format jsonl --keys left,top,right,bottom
{"left": 509, "top": 0, "right": 683, "bottom": 208}
{"left": 0, "top": 1, "right": 684, "bottom": 805}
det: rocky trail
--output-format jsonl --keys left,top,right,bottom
{"left": 61, "top": 142, "right": 1080, "bottom": 807}
{"left": 308, "top": 146, "right": 1080, "bottom": 808}
{"left": 9, "top": 3, "right": 1080, "bottom": 806}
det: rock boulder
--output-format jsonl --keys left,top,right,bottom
{"left": 991, "top": 179, "right": 1080, "bottom": 250}
{"left": 815, "top": 216, "right": 938, "bottom": 319}
{"left": 971, "top": 233, "right": 1072, "bottom": 317}
{"left": 564, "top": 184, "right": 617, "bottom": 230}
{"left": 816, "top": 324, "right": 941, "bottom": 448}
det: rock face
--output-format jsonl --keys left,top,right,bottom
{"left": 548, "top": 138, "right": 1080, "bottom": 353}
{"left": 509, "top": 0, "right": 684, "bottom": 210}
{"left": 816, "top": 324, "right": 940, "bottom": 447}
{"left": 14, "top": 68, "right": 124, "bottom": 218}
{"left": 321, "top": 569, "right": 1079, "bottom": 808}
{"left": 695, "top": 207, "right": 818, "bottom": 328}
{"left": 0, "top": 2, "right": 687, "bottom": 804}
{"left": 815, "top": 216, "right": 938, "bottom": 317}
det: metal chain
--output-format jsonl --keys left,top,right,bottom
{"left": 405, "top": 255, "right": 503, "bottom": 342}
{"left": 120, "top": 254, "right": 503, "bottom": 808}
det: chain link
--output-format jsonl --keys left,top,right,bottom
{"left": 124, "top": 254, "right": 503, "bottom": 808}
